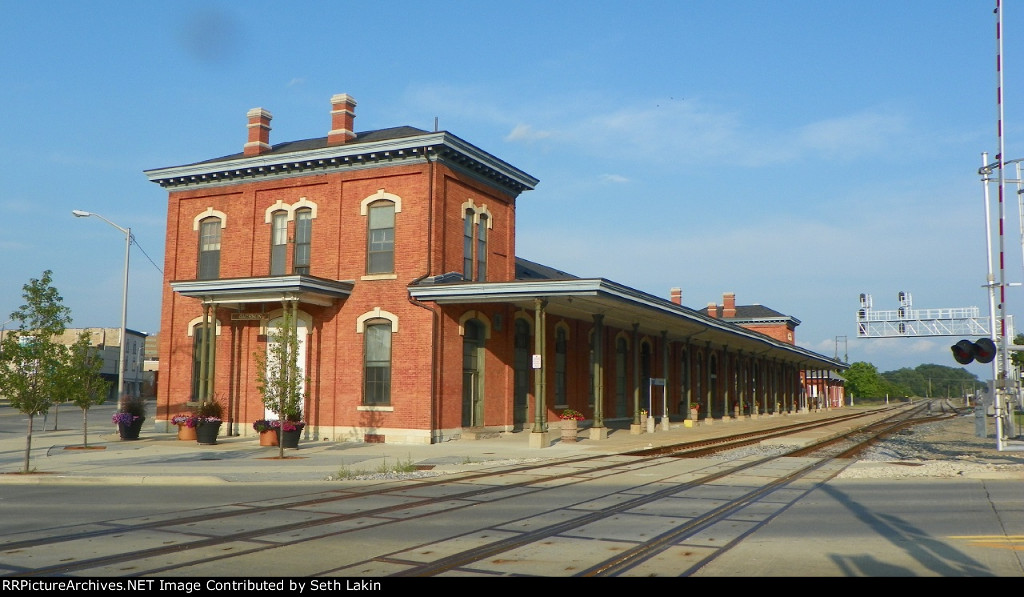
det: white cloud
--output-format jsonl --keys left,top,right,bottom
{"left": 795, "top": 110, "right": 908, "bottom": 160}
{"left": 505, "top": 123, "right": 552, "bottom": 142}
{"left": 599, "top": 173, "right": 629, "bottom": 184}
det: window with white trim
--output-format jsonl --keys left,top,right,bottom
{"left": 461, "top": 202, "right": 491, "bottom": 281}
{"left": 270, "top": 211, "right": 288, "bottom": 275}
{"left": 363, "top": 322, "right": 392, "bottom": 405}
{"left": 198, "top": 217, "right": 221, "bottom": 280}
{"left": 367, "top": 201, "right": 395, "bottom": 274}
{"left": 293, "top": 207, "right": 312, "bottom": 274}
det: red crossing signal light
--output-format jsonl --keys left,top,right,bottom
{"left": 951, "top": 338, "right": 997, "bottom": 365}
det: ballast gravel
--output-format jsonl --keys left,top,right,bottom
{"left": 834, "top": 414, "right": 1024, "bottom": 480}
{"left": 326, "top": 413, "right": 1024, "bottom": 482}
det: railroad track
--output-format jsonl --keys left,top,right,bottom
{"left": 4, "top": 404, "right": 941, "bottom": 577}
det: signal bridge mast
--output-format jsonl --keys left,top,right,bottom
{"left": 856, "top": 292, "right": 990, "bottom": 338}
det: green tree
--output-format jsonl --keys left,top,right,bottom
{"left": 842, "top": 361, "right": 886, "bottom": 399}
{"left": 1012, "top": 334, "right": 1024, "bottom": 370}
{"left": 882, "top": 363, "right": 980, "bottom": 398}
{"left": 255, "top": 309, "right": 306, "bottom": 459}
{"left": 881, "top": 367, "right": 925, "bottom": 397}
{"left": 0, "top": 271, "right": 73, "bottom": 472}
{"left": 52, "top": 331, "right": 109, "bottom": 447}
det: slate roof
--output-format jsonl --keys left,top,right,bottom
{"left": 193, "top": 126, "right": 430, "bottom": 167}
{"left": 698, "top": 304, "right": 790, "bottom": 320}
{"left": 515, "top": 257, "right": 579, "bottom": 281}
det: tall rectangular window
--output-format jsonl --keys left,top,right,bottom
{"left": 476, "top": 214, "right": 488, "bottom": 281}
{"left": 367, "top": 203, "right": 395, "bottom": 274}
{"left": 363, "top": 323, "right": 392, "bottom": 405}
{"left": 463, "top": 209, "right": 474, "bottom": 279}
{"left": 462, "top": 206, "right": 490, "bottom": 281}
{"left": 270, "top": 211, "right": 287, "bottom": 276}
{"left": 293, "top": 208, "right": 312, "bottom": 274}
{"left": 198, "top": 219, "right": 221, "bottom": 280}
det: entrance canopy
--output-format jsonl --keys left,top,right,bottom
{"left": 170, "top": 275, "right": 354, "bottom": 308}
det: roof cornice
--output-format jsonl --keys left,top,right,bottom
{"left": 144, "top": 131, "right": 539, "bottom": 195}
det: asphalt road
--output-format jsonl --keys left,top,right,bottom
{"left": 2, "top": 401, "right": 1023, "bottom": 577}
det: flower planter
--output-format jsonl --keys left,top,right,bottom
{"left": 259, "top": 430, "right": 278, "bottom": 446}
{"left": 195, "top": 421, "right": 222, "bottom": 445}
{"left": 177, "top": 425, "right": 197, "bottom": 441}
{"left": 276, "top": 428, "right": 301, "bottom": 449}
{"left": 690, "top": 408, "right": 699, "bottom": 421}
{"left": 118, "top": 417, "right": 145, "bottom": 441}
{"left": 560, "top": 419, "right": 578, "bottom": 443}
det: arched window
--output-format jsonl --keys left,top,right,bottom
{"left": 198, "top": 217, "right": 221, "bottom": 279}
{"left": 367, "top": 202, "right": 395, "bottom": 274}
{"left": 709, "top": 354, "right": 719, "bottom": 414}
{"left": 615, "top": 337, "right": 628, "bottom": 417}
{"left": 461, "top": 201, "right": 492, "bottom": 281}
{"left": 679, "top": 348, "right": 689, "bottom": 412}
{"left": 555, "top": 326, "right": 568, "bottom": 406}
{"left": 293, "top": 207, "right": 312, "bottom": 274}
{"left": 363, "top": 322, "right": 392, "bottom": 405}
{"left": 477, "top": 213, "right": 488, "bottom": 281}
{"left": 270, "top": 211, "right": 288, "bottom": 276}
{"left": 513, "top": 318, "right": 531, "bottom": 429}
{"left": 463, "top": 207, "right": 474, "bottom": 279}
{"left": 640, "top": 341, "right": 652, "bottom": 412}
{"left": 462, "top": 319, "right": 486, "bottom": 426}
{"left": 190, "top": 325, "right": 205, "bottom": 401}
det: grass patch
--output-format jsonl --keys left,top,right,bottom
{"left": 332, "top": 454, "right": 418, "bottom": 480}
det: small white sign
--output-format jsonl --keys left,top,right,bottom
{"left": 532, "top": 354, "right": 542, "bottom": 369}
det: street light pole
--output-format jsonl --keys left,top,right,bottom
{"left": 72, "top": 210, "right": 130, "bottom": 406}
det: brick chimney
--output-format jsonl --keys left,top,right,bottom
{"left": 244, "top": 108, "right": 272, "bottom": 156}
{"left": 327, "top": 93, "right": 357, "bottom": 145}
{"left": 706, "top": 302, "right": 718, "bottom": 318}
{"left": 722, "top": 292, "right": 736, "bottom": 318}
{"left": 670, "top": 288, "right": 682, "bottom": 305}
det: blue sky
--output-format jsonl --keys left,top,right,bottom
{"left": 0, "top": 1, "right": 1019, "bottom": 384}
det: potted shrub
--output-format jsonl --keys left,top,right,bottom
{"left": 689, "top": 402, "right": 700, "bottom": 420}
{"left": 559, "top": 408, "right": 584, "bottom": 443}
{"left": 112, "top": 395, "right": 146, "bottom": 440}
{"left": 171, "top": 412, "right": 197, "bottom": 441}
{"left": 253, "top": 419, "right": 277, "bottom": 446}
{"left": 255, "top": 310, "right": 307, "bottom": 458}
{"left": 194, "top": 400, "right": 223, "bottom": 445}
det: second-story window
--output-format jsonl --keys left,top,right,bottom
{"left": 367, "top": 201, "right": 395, "bottom": 274}
{"left": 293, "top": 208, "right": 312, "bottom": 274}
{"left": 270, "top": 211, "right": 287, "bottom": 276}
{"left": 462, "top": 203, "right": 491, "bottom": 281}
{"left": 476, "top": 213, "right": 488, "bottom": 281}
{"left": 463, "top": 208, "right": 474, "bottom": 279}
{"left": 198, "top": 217, "right": 221, "bottom": 280}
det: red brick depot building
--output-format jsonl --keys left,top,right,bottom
{"left": 144, "top": 93, "right": 846, "bottom": 445}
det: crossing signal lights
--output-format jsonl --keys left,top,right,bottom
{"left": 951, "top": 338, "right": 997, "bottom": 365}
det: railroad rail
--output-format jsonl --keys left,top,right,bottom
{"left": 4, "top": 404, "right": 945, "bottom": 577}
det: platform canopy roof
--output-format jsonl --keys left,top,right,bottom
{"left": 410, "top": 273, "right": 846, "bottom": 371}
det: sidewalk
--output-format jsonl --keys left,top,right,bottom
{"left": 0, "top": 403, "right": 898, "bottom": 485}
